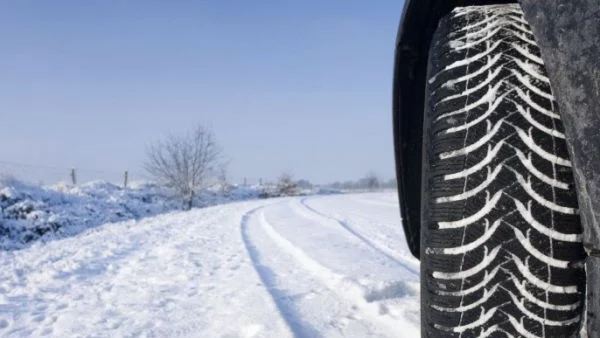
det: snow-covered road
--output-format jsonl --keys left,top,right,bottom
{"left": 0, "top": 193, "right": 420, "bottom": 337}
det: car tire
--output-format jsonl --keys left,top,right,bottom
{"left": 421, "top": 4, "right": 586, "bottom": 337}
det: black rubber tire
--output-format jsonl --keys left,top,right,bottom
{"left": 421, "top": 4, "right": 586, "bottom": 338}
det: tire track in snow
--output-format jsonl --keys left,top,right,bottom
{"left": 298, "top": 198, "right": 419, "bottom": 276}
{"left": 240, "top": 206, "right": 321, "bottom": 338}
{"left": 255, "top": 209, "right": 415, "bottom": 336}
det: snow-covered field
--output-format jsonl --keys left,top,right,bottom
{"left": 0, "top": 193, "right": 420, "bottom": 337}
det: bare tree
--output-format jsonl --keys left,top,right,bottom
{"left": 296, "top": 179, "right": 312, "bottom": 189}
{"left": 276, "top": 173, "right": 298, "bottom": 196}
{"left": 145, "top": 124, "right": 222, "bottom": 209}
{"left": 386, "top": 177, "right": 398, "bottom": 189}
{"left": 218, "top": 161, "right": 231, "bottom": 195}
{"left": 342, "top": 180, "right": 355, "bottom": 190}
{"left": 361, "top": 172, "right": 380, "bottom": 191}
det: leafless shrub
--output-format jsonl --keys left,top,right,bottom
{"left": 276, "top": 173, "right": 298, "bottom": 196}
{"left": 145, "top": 124, "right": 222, "bottom": 209}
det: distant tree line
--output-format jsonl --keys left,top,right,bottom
{"left": 325, "top": 172, "right": 397, "bottom": 191}
{"left": 259, "top": 172, "right": 398, "bottom": 194}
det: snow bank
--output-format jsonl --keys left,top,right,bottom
{"left": 0, "top": 178, "right": 265, "bottom": 250}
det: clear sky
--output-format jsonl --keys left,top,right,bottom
{"left": 0, "top": 0, "right": 405, "bottom": 185}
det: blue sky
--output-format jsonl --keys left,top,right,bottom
{"left": 0, "top": 0, "right": 405, "bottom": 185}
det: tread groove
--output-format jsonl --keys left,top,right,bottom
{"left": 421, "top": 4, "right": 585, "bottom": 337}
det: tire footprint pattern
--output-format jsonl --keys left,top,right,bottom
{"left": 422, "top": 5, "right": 585, "bottom": 338}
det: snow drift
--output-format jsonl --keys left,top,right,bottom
{"left": 0, "top": 178, "right": 265, "bottom": 250}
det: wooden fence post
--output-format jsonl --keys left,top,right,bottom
{"left": 70, "top": 168, "right": 77, "bottom": 185}
{"left": 124, "top": 170, "right": 128, "bottom": 188}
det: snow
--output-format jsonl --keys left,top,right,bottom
{"left": 0, "top": 192, "right": 419, "bottom": 337}
{"left": 0, "top": 178, "right": 273, "bottom": 250}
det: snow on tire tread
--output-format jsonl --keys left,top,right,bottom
{"left": 423, "top": 5, "right": 585, "bottom": 338}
